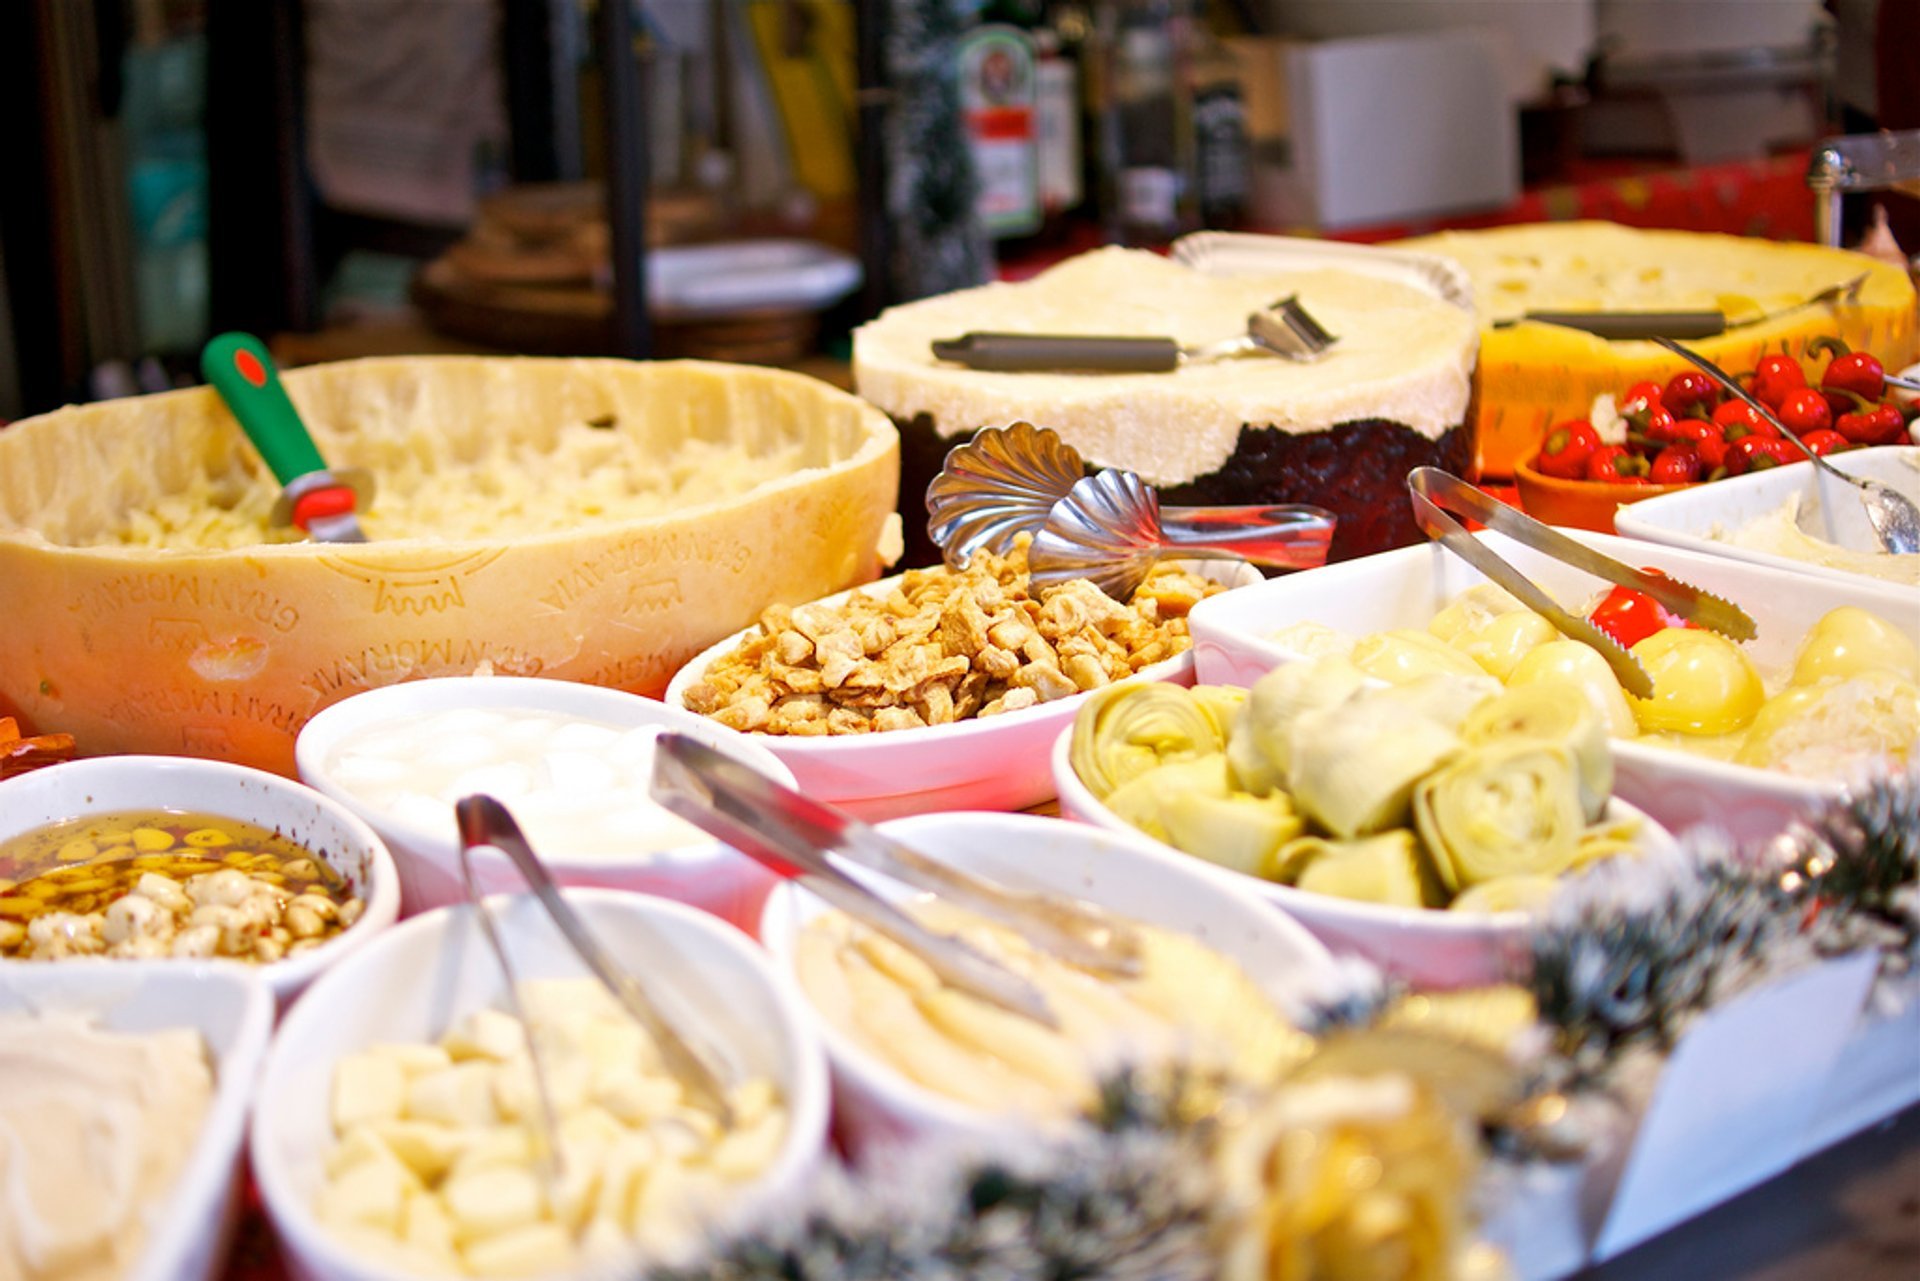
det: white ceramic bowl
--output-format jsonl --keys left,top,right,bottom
{"left": 664, "top": 565, "right": 1262, "bottom": 820}
{"left": 0, "top": 755, "right": 399, "bottom": 1006}
{"left": 1050, "top": 727, "right": 1675, "bottom": 988}
{"left": 0, "top": 963, "right": 273, "bottom": 1281}
{"left": 756, "top": 810, "right": 1335, "bottom": 1157}
{"left": 1186, "top": 528, "right": 1919, "bottom": 842}
{"left": 295, "top": 675, "right": 797, "bottom": 930}
{"left": 1613, "top": 446, "right": 1920, "bottom": 591}
{"left": 252, "top": 887, "right": 831, "bottom": 1281}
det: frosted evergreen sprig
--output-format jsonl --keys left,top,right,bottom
{"left": 648, "top": 1075, "right": 1216, "bottom": 1281}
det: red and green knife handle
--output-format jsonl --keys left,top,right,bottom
{"left": 201, "top": 331, "right": 327, "bottom": 486}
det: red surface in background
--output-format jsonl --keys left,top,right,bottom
{"left": 1000, "top": 148, "right": 1821, "bottom": 280}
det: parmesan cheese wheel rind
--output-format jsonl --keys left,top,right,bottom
{"left": 1389, "top": 223, "right": 1919, "bottom": 477}
{"left": 852, "top": 247, "right": 1478, "bottom": 486}
{"left": 0, "top": 357, "right": 899, "bottom": 775}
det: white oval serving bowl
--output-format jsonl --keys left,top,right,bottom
{"left": 664, "top": 565, "right": 1262, "bottom": 820}
{"left": 0, "top": 962, "right": 273, "bottom": 1281}
{"left": 1051, "top": 727, "right": 1676, "bottom": 988}
{"left": 252, "top": 886, "right": 831, "bottom": 1281}
{"left": 0, "top": 755, "right": 399, "bottom": 1007}
{"left": 1185, "top": 528, "right": 1919, "bottom": 842}
{"left": 757, "top": 809, "right": 1335, "bottom": 1158}
{"left": 1613, "top": 446, "right": 1920, "bottom": 591}
{"left": 295, "top": 675, "right": 797, "bottom": 930}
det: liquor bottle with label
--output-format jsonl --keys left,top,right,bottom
{"left": 1093, "top": 0, "right": 1196, "bottom": 247}
{"left": 958, "top": 5, "right": 1044, "bottom": 240}
{"left": 1187, "top": 15, "right": 1248, "bottom": 229}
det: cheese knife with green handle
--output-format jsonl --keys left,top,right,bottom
{"left": 200, "top": 332, "right": 375, "bottom": 543}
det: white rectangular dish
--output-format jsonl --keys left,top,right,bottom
{"left": 0, "top": 964, "right": 274, "bottom": 1281}
{"left": 1614, "top": 446, "right": 1920, "bottom": 591}
{"left": 1186, "top": 529, "right": 1917, "bottom": 841}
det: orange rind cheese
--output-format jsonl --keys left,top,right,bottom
{"left": 0, "top": 357, "right": 899, "bottom": 775}
{"left": 1390, "top": 223, "right": 1919, "bottom": 477}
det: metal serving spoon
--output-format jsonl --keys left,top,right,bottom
{"left": 926, "top": 420, "right": 1336, "bottom": 602}
{"left": 1653, "top": 337, "right": 1920, "bottom": 555}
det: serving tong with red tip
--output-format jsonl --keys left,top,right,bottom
{"left": 201, "top": 332, "right": 375, "bottom": 543}
{"left": 1405, "top": 467, "right": 1757, "bottom": 699}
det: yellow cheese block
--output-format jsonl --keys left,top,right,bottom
{"left": 1389, "top": 223, "right": 1919, "bottom": 477}
{"left": 0, "top": 357, "right": 899, "bottom": 775}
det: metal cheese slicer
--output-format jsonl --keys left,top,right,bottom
{"left": 1652, "top": 336, "right": 1920, "bottom": 555}
{"left": 931, "top": 295, "right": 1337, "bottom": 373}
{"left": 650, "top": 734, "right": 1149, "bottom": 1029}
{"left": 926, "top": 421, "right": 1337, "bottom": 602}
{"left": 1406, "top": 467, "right": 1757, "bottom": 699}
{"left": 453, "top": 793, "right": 742, "bottom": 1185}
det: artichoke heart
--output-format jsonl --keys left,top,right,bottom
{"left": 1161, "top": 789, "right": 1305, "bottom": 878}
{"left": 1352, "top": 628, "right": 1490, "bottom": 685}
{"left": 1375, "top": 672, "right": 1504, "bottom": 734}
{"left": 1463, "top": 684, "right": 1613, "bottom": 821}
{"left": 1447, "top": 875, "right": 1560, "bottom": 915}
{"left": 1070, "top": 681, "right": 1224, "bottom": 800}
{"left": 1279, "top": 830, "right": 1433, "bottom": 909}
{"left": 1227, "top": 655, "right": 1372, "bottom": 798}
{"left": 1427, "top": 583, "right": 1528, "bottom": 645}
{"left": 1103, "top": 753, "right": 1233, "bottom": 844}
{"left": 1412, "top": 741, "right": 1585, "bottom": 893}
{"left": 1287, "top": 690, "right": 1463, "bottom": 839}
{"left": 1453, "top": 608, "right": 1559, "bottom": 682}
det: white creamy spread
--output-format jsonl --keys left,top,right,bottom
{"left": 852, "top": 248, "right": 1477, "bottom": 485}
{"left": 1713, "top": 490, "right": 1920, "bottom": 588}
{"left": 794, "top": 898, "right": 1306, "bottom": 1119}
{"left": 323, "top": 708, "right": 712, "bottom": 861}
{"left": 0, "top": 1013, "right": 213, "bottom": 1281}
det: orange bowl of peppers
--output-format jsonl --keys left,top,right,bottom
{"left": 1515, "top": 339, "right": 1915, "bottom": 534}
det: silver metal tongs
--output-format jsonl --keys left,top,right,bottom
{"left": 648, "top": 734, "right": 1145, "bottom": 1029}
{"left": 1405, "top": 467, "right": 1757, "bottom": 699}
{"left": 453, "top": 794, "right": 741, "bottom": 1191}
{"left": 926, "top": 420, "right": 1336, "bottom": 602}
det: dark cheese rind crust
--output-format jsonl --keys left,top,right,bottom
{"left": 897, "top": 414, "right": 1472, "bottom": 569}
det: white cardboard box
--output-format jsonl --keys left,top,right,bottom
{"left": 1276, "top": 28, "right": 1520, "bottom": 231}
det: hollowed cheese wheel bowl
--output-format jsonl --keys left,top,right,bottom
{"left": 0, "top": 356, "right": 899, "bottom": 775}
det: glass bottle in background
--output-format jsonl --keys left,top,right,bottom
{"left": 1187, "top": 16, "right": 1248, "bottom": 230}
{"left": 958, "top": 5, "right": 1043, "bottom": 240}
{"left": 1095, "top": 0, "right": 1196, "bottom": 247}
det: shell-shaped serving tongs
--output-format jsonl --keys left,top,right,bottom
{"left": 649, "top": 733, "right": 1148, "bottom": 1030}
{"left": 453, "top": 794, "right": 742, "bottom": 1193}
{"left": 1405, "top": 467, "right": 1757, "bottom": 699}
{"left": 927, "top": 421, "right": 1337, "bottom": 601}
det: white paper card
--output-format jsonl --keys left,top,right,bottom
{"left": 1592, "top": 952, "right": 1879, "bottom": 1260}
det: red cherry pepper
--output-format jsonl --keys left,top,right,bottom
{"left": 1794, "top": 428, "right": 1850, "bottom": 456}
{"left": 1773, "top": 387, "right": 1833, "bottom": 436}
{"left": 1729, "top": 435, "right": 1800, "bottom": 473}
{"left": 1749, "top": 354, "right": 1805, "bottom": 409}
{"left": 1621, "top": 380, "right": 1665, "bottom": 411}
{"left": 1663, "top": 371, "right": 1717, "bottom": 417}
{"left": 1712, "top": 400, "right": 1766, "bottom": 432}
{"left": 1536, "top": 419, "right": 1601, "bottom": 479}
{"left": 1835, "top": 403, "right": 1909, "bottom": 447}
{"left": 1585, "top": 444, "right": 1649, "bottom": 482}
{"left": 1821, "top": 351, "right": 1887, "bottom": 403}
{"left": 1649, "top": 445, "right": 1703, "bottom": 484}
{"left": 1695, "top": 427, "right": 1731, "bottom": 470}
{"left": 1588, "top": 578, "right": 1695, "bottom": 649}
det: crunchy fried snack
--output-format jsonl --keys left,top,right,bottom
{"left": 0, "top": 717, "right": 75, "bottom": 780}
{"left": 682, "top": 539, "right": 1226, "bottom": 737}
